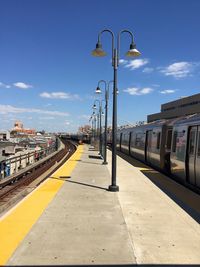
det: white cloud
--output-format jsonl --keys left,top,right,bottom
{"left": 79, "top": 114, "right": 90, "bottom": 120}
{"left": 159, "top": 89, "right": 176, "bottom": 94}
{"left": 13, "top": 82, "right": 33, "bottom": 89}
{"left": 143, "top": 67, "right": 154, "bottom": 73}
{"left": 123, "top": 87, "right": 153, "bottom": 95}
{"left": 160, "top": 62, "right": 196, "bottom": 78}
{"left": 119, "top": 59, "right": 128, "bottom": 64}
{"left": 152, "top": 84, "right": 160, "bottom": 87}
{"left": 45, "top": 103, "right": 52, "bottom": 107}
{"left": 0, "top": 82, "right": 11, "bottom": 88}
{"left": 0, "top": 104, "right": 69, "bottom": 117}
{"left": 40, "top": 91, "right": 80, "bottom": 100}
{"left": 40, "top": 116, "right": 55, "bottom": 120}
{"left": 124, "top": 59, "right": 149, "bottom": 70}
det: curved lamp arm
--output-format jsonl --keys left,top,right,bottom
{"left": 97, "top": 29, "right": 115, "bottom": 66}
{"left": 117, "top": 29, "right": 135, "bottom": 66}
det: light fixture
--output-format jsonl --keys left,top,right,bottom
{"left": 126, "top": 43, "right": 141, "bottom": 57}
{"left": 96, "top": 86, "right": 101, "bottom": 94}
{"left": 93, "top": 104, "right": 97, "bottom": 109}
{"left": 91, "top": 42, "right": 106, "bottom": 57}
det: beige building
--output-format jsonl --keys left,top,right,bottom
{"left": 11, "top": 121, "right": 36, "bottom": 136}
{"left": 147, "top": 93, "right": 200, "bottom": 122}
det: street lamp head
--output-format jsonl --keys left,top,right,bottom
{"left": 126, "top": 43, "right": 141, "bottom": 57}
{"left": 95, "top": 86, "right": 101, "bottom": 94}
{"left": 91, "top": 42, "right": 106, "bottom": 57}
{"left": 93, "top": 104, "right": 97, "bottom": 109}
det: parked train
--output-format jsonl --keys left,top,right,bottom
{"left": 108, "top": 114, "right": 200, "bottom": 194}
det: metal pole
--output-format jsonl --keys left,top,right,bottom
{"left": 108, "top": 48, "right": 119, "bottom": 191}
{"left": 97, "top": 112, "right": 100, "bottom": 153}
{"left": 99, "top": 104, "right": 102, "bottom": 156}
{"left": 93, "top": 117, "right": 95, "bottom": 140}
{"left": 94, "top": 115, "right": 97, "bottom": 138}
{"left": 103, "top": 89, "right": 108, "bottom": 164}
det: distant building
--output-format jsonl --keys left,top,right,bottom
{"left": 0, "top": 131, "right": 10, "bottom": 140}
{"left": 0, "top": 141, "right": 16, "bottom": 161}
{"left": 147, "top": 93, "right": 200, "bottom": 122}
{"left": 10, "top": 121, "right": 36, "bottom": 137}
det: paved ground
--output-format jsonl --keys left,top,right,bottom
{"left": 1, "top": 144, "right": 200, "bottom": 265}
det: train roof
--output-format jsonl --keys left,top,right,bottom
{"left": 117, "top": 120, "right": 167, "bottom": 133}
{"left": 117, "top": 113, "right": 200, "bottom": 133}
{"left": 172, "top": 113, "right": 200, "bottom": 126}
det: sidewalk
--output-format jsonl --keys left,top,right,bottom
{"left": 2, "top": 144, "right": 200, "bottom": 265}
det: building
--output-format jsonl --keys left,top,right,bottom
{"left": 0, "top": 131, "right": 10, "bottom": 140}
{"left": 10, "top": 121, "right": 36, "bottom": 137}
{"left": 147, "top": 93, "right": 200, "bottom": 123}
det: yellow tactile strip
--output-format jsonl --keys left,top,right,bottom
{"left": 0, "top": 145, "right": 83, "bottom": 265}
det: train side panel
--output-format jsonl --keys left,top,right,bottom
{"left": 130, "top": 129, "right": 146, "bottom": 161}
{"left": 121, "top": 129, "right": 130, "bottom": 154}
{"left": 145, "top": 126, "right": 167, "bottom": 170}
{"left": 170, "top": 125, "right": 188, "bottom": 183}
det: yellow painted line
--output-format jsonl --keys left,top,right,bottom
{"left": 0, "top": 145, "right": 83, "bottom": 265}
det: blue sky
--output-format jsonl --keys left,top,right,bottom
{"left": 0, "top": 0, "right": 200, "bottom": 132}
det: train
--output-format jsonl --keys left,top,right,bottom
{"left": 108, "top": 113, "right": 200, "bottom": 194}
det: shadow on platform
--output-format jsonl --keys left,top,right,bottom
{"left": 116, "top": 150, "right": 200, "bottom": 224}
{"left": 89, "top": 155, "right": 103, "bottom": 160}
{"left": 65, "top": 180, "right": 107, "bottom": 191}
{"left": 49, "top": 176, "right": 71, "bottom": 181}
{"left": 79, "top": 160, "right": 103, "bottom": 165}
{"left": 49, "top": 176, "right": 107, "bottom": 191}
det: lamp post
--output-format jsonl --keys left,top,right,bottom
{"left": 92, "top": 29, "right": 141, "bottom": 192}
{"left": 95, "top": 80, "right": 113, "bottom": 165}
{"left": 93, "top": 99, "right": 103, "bottom": 156}
{"left": 92, "top": 111, "right": 97, "bottom": 140}
{"left": 89, "top": 112, "right": 96, "bottom": 145}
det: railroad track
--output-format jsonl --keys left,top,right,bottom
{"left": 0, "top": 139, "right": 76, "bottom": 213}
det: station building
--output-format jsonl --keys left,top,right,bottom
{"left": 147, "top": 92, "right": 200, "bottom": 123}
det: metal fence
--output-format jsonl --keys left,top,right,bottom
{"left": 0, "top": 139, "right": 59, "bottom": 179}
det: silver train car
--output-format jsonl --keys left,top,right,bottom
{"left": 108, "top": 114, "right": 200, "bottom": 193}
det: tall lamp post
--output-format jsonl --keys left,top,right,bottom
{"left": 92, "top": 29, "right": 141, "bottom": 192}
{"left": 95, "top": 80, "right": 113, "bottom": 165}
{"left": 93, "top": 99, "right": 103, "bottom": 156}
{"left": 89, "top": 112, "right": 96, "bottom": 145}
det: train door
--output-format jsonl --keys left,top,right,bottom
{"left": 187, "top": 126, "right": 200, "bottom": 188}
{"left": 145, "top": 130, "right": 152, "bottom": 163}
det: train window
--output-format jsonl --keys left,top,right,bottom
{"left": 166, "top": 129, "right": 172, "bottom": 150}
{"left": 172, "top": 131, "right": 178, "bottom": 152}
{"left": 189, "top": 130, "right": 195, "bottom": 155}
{"left": 197, "top": 132, "right": 200, "bottom": 157}
{"left": 156, "top": 132, "right": 161, "bottom": 149}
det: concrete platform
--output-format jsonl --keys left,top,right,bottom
{"left": 1, "top": 144, "right": 200, "bottom": 265}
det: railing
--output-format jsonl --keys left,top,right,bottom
{"left": 0, "top": 138, "right": 61, "bottom": 179}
